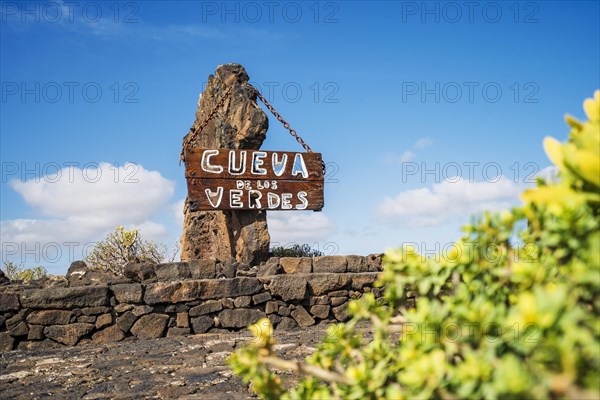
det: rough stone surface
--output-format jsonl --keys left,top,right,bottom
{"left": 114, "top": 303, "right": 133, "bottom": 313}
{"left": 27, "top": 325, "right": 45, "bottom": 340}
{"left": 252, "top": 292, "right": 271, "bottom": 305}
{"left": 95, "top": 313, "right": 113, "bottom": 330}
{"left": 350, "top": 273, "right": 381, "bottom": 290}
{"left": 257, "top": 259, "right": 282, "bottom": 277}
{"left": 20, "top": 286, "right": 109, "bottom": 309}
{"left": 189, "top": 300, "right": 223, "bottom": 317}
{"left": 180, "top": 64, "right": 270, "bottom": 265}
{"left": 191, "top": 316, "right": 214, "bottom": 334}
{"left": 310, "top": 305, "right": 331, "bottom": 319}
{"left": 116, "top": 312, "right": 138, "bottom": 332}
{"left": 0, "top": 292, "right": 20, "bottom": 312}
{"left": 8, "top": 321, "right": 28, "bottom": 337}
{"left": 111, "top": 283, "right": 143, "bottom": 303}
{"left": 0, "top": 269, "right": 9, "bottom": 285}
{"left": 43, "top": 323, "right": 94, "bottom": 346}
{"left": 216, "top": 259, "right": 237, "bottom": 279}
{"left": 268, "top": 275, "right": 307, "bottom": 301}
{"left": 154, "top": 262, "right": 191, "bottom": 282}
{"left": 6, "top": 315, "right": 23, "bottom": 331}
{"left": 331, "top": 297, "right": 348, "bottom": 307}
{"left": 144, "top": 278, "right": 263, "bottom": 304}
{"left": 26, "top": 310, "right": 72, "bottom": 325}
{"left": 77, "top": 315, "right": 96, "bottom": 324}
{"left": 346, "top": 255, "right": 369, "bottom": 272}
{"left": 313, "top": 256, "right": 347, "bottom": 273}
{"left": 123, "top": 261, "right": 157, "bottom": 283}
{"left": 221, "top": 298, "right": 235, "bottom": 309}
{"left": 188, "top": 259, "right": 217, "bottom": 279}
{"left": 367, "top": 253, "right": 385, "bottom": 271}
{"left": 278, "top": 305, "right": 291, "bottom": 317}
{"left": 130, "top": 314, "right": 169, "bottom": 339}
{"left": 277, "top": 317, "right": 298, "bottom": 330}
{"left": 307, "top": 274, "right": 351, "bottom": 295}
{"left": 332, "top": 304, "right": 351, "bottom": 322}
{"left": 81, "top": 306, "right": 110, "bottom": 316}
{"left": 265, "top": 301, "right": 279, "bottom": 314}
{"left": 66, "top": 261, "right": 130, "bottom": 287}
{"left": 167, "top": 327, "right": 191, "bottom": 337}
{"left": 92, "top": 325, "right": 125, "bottom": 344}
{"left": 218, "top": 309, "right": 265, "bottom": 329}
{"left": 0, "top": 332, "right": 15, "bottom": 351}
{"left": 268, "top": 314, "right": 282, "bottom": 326}
{"left": 290, "top": 306, "right": 315, "bottom": 327}
{"left": 132, "top": 305, "right": 153, "bottom": 317}
{"left": 280, "top": 258, "right": 312, "bottom": 274}
{"left": 233, "top": 296, "right": 252, "bottom": 308}
{"left": 176, "top": 312, "right": 189, "bottom": 328}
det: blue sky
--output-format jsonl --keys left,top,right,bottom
{"left": 1, "top": 0, "right": 599, "bottom": 274}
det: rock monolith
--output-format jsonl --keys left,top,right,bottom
{"left": 180, "top": 64, "right": 270, "bottom": 264}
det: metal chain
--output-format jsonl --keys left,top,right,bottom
{"left": 248, "top": 85, "right": 314, "bottom": 153}
{"left": 249, "top": 85, "right": 326, "bottom": 175}
{"left": 180, "top": 83, "right": 325, "bottom": 175}
{"left": 180, "top": 85, "right": 234, "bottom": 163}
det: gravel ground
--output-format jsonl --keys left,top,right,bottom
{"left": 0, "top": 323, "right": 338, "bottom": 399}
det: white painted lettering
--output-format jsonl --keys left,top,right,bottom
{"left": 251, "top": 151, "right": 267, "bottom": 175}
{"left": 205, "top": 187, "right": 224, "bottom": 208}
{"left": 230, "top": 189, "right": 243, "bottom": 208}
{"left": 291, "top": 153, "right": 309, "bottom": 178}
{"left": 267, "top": 193, "right": 281, "bottom": 208}
{"left": 249, "top": 190, "right": 262, "bottom": 209}
{"left": 281, "top": 193, "right": 293, "bottom": 209}
{"left": 228, "top": 150, "right": 247, "bottom": 175}
{"left": 272, "top": 153, "right": 288, "bottom": 176}
{"left": 201, "top": 150, "right": 223, "bottom": 174}
{"left": 296, "top": 191, "right": 308, "bottom": 210}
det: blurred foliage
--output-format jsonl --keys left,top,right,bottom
{"left": 272, "top": 243, "right": 324, "bottom": 258}
{"left": 229, "top": 91, "right": 600, "bottom": 399}
{"left": 2, "top": 261, "right": 47, "bottom": 283}
{"left": 86, "top": 226, "right": 178, "bottom": 275}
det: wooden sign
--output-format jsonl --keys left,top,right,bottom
{"left": 185, "top": 148, "right": 324, "bottom": 211}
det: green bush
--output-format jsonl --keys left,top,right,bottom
{"left": 86, "top": 226, "right": 177, "bottom": 275}
{"left": 271, "top": 243, "right": 324, "bottom": 258}
{"left": 229, "top": 91, "right": 600, "bottom": 399}
{"left": 1, "top": 261, "right": 47, "bottom": 283}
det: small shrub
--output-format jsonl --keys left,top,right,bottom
{"left": 85, "top": 226, "right": 177, "bottom": 275}
{"left": 229, "top": 91, "right": 600, "bottom": 399}
{"left": 271, "top": 244, "right": 324, "bottom": 258}
{"left": 1, "top": 261, "right": 47, "bottom": 283}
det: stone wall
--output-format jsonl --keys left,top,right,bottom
{"left": 0, "top": 255, "right": 383, "bottom": 352}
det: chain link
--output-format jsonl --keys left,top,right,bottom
{"left": 180, "top": 85, "right": 234, "bottom": 163}
{"left": 249, "top": 86, "right": 314, "bottom": 153}
{"left": 180, "top": 83, "right": 325, "bottom": 175}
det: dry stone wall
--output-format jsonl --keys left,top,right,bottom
{"left": 0, "top": 255, "right": 383, "bottom": 352}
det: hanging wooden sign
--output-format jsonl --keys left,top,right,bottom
{"left": 185, "top": 148, "right": 324, "bottom": 211}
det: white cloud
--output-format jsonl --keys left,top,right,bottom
{"left": 384, "top": 150, "right": 415, "bottom": 164}
{"left": 2, "top": 2, "right": 224, "bottom": 40}
{"left": 375, "top": 176, "right": 522, "bottom": 227}
{"left": 1, "top": 163, "right": 175, "bottom": 271}
{"left": 534, "top": 165, "right": 559, "bottom": 184}
{"left": 171, "top": 198, "right": 186, "bottom": 227}
{"left": 414, "top": 137, "right": 434, "bottom": 149}
{"left": 10, "top": 162, "right": 173, "bottom": 224}
{"left": 268, "top": 212, "right": 335, "bottom": 245}
{"left": 383, "top": 137, "right": 434, "bottom": 165}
